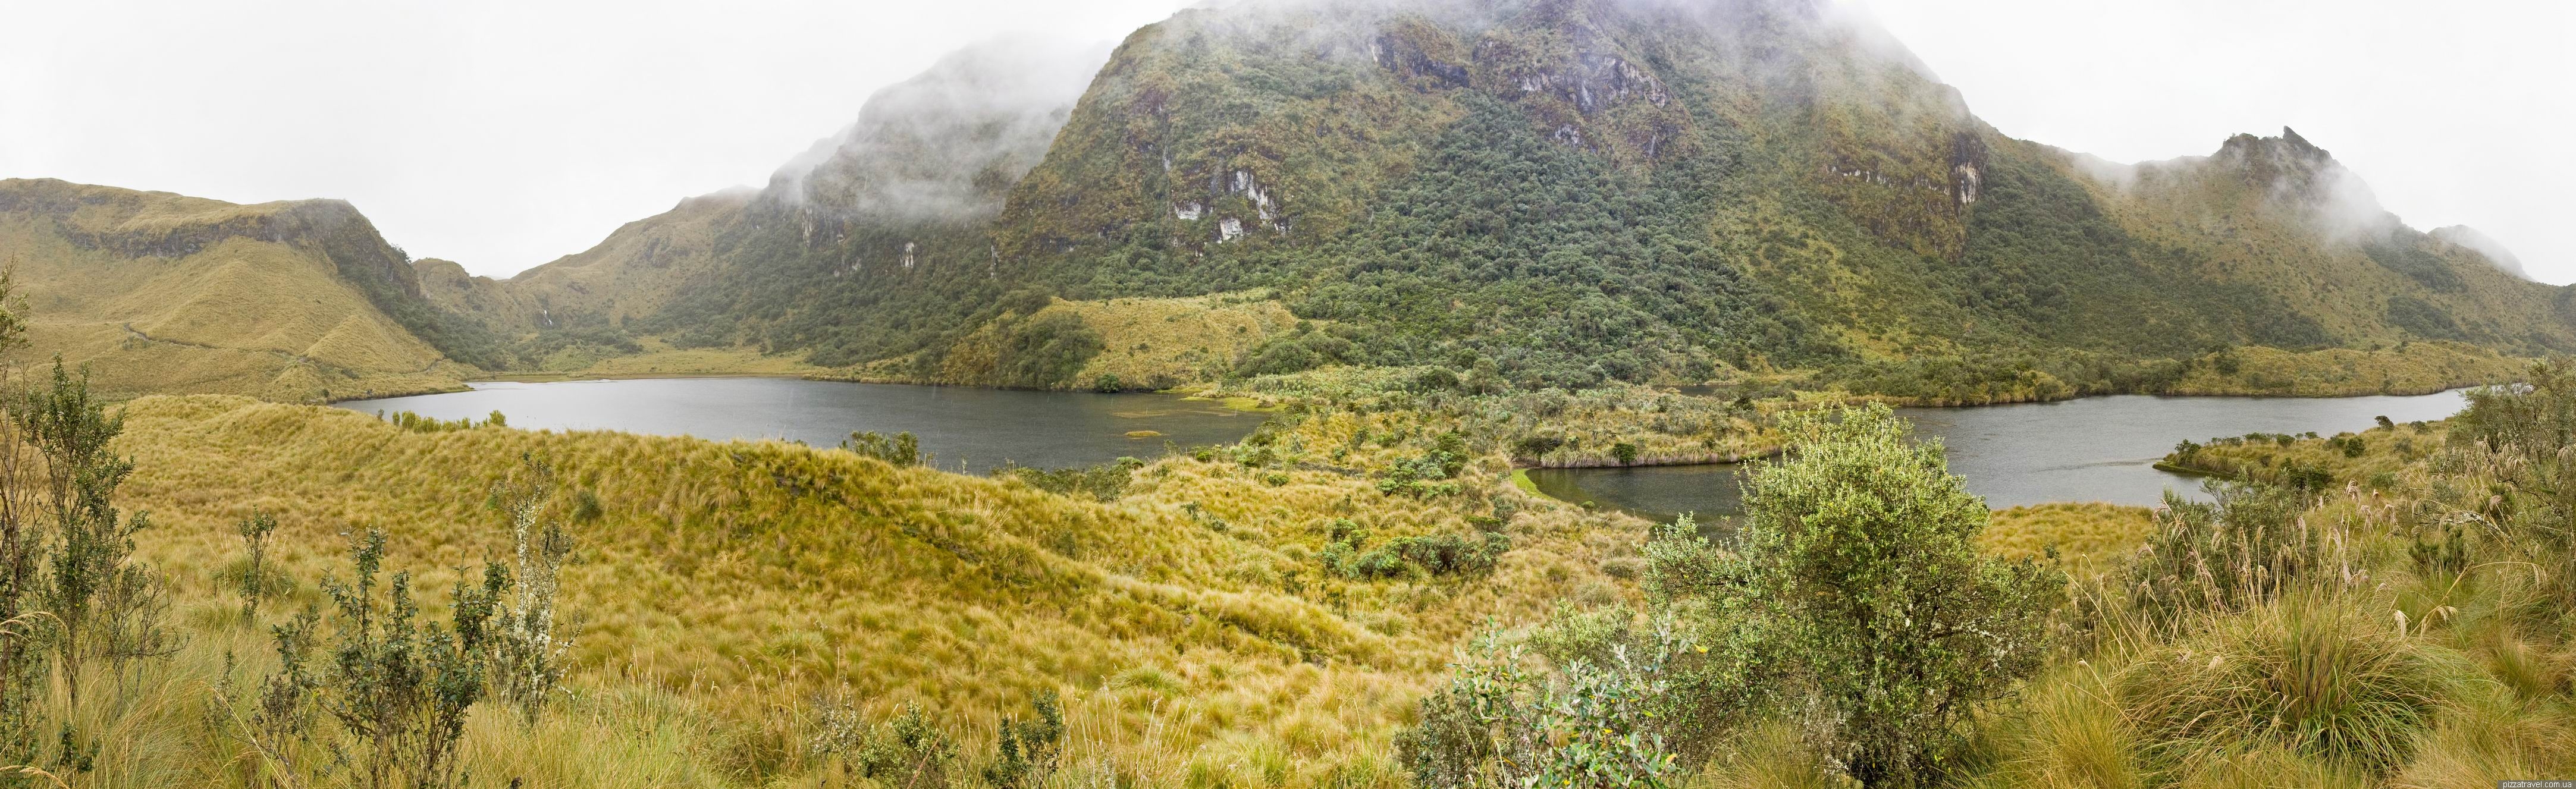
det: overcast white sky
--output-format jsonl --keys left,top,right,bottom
{"left": 3, "top": 0, "right": 2568, "bottom": 282}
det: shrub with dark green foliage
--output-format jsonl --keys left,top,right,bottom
{"left": 994, "top": 310, "right": 1103, "bottom": 389}
{"left": 1641, "top": 403, "right": 2063, "bottom": 786}
{"left": 1372, "top": 434, "right": 1471, "bottom": 498}
{"left": 1317, "top": 521, "right": 1502, "bottom": 581}
{"left": 268, "top": 529, "right": 503, "bottom": 789}
{"left": 378, "top": 410, "right": 507, "bottom": 433}
{"left": 488, "top": 455, "right": 576, "bottom": 724}
{"left": 1008, "top": 457, "right": 1141, "bottom": 502}
{"left": 1234, "top": 324, "right": 1361, "bottom": 377}
{"left": 25, "top": 359, "right": 174, "bottom": 719}
{"left": 1400, "top": 628, "right": 1690, "bottom": 789}
{"left": 1511, "top": 434, "right": 1567, "bottom": 459}
{"left": 1392, "top": 532, "right": 1508, "bottom": 577}
{"left": 855, "top": 703, "right": 961, "bottom": 788}
{"left": 842, "top": 430, "right": 926, "bottom": 467}
{"left": 984, "top": 689, "right": 1064, "bottom": 788}
{"left": 236, "top": 509, "right": 277, "bottom": 620}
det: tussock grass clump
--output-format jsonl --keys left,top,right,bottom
{"left": 2114, "top": 593, "right": 2470, "bottom": 772}
{"left": 1693, "top": 719, "right": 1855, "bottom": 789}
{"left": 1964, "top": 667, "right": 2145, "bottom": 789}
{"left": 2392, "top": 687, "right": 2576, "bottom": 789}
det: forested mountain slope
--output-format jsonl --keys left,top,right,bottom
{"left": 9, "top": 0, "right": 2561, "bottom": 401}
{"left": 501, "top": 0, "right": 2566, "bottom": 392}
{"left": 0, "top": 178, "right": 487, "bottom": 400}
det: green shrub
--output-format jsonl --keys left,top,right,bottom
{"left": 843, "top": 430, "right": 927, "bottom": 467}
{"left": 995, "top": 311, "right": 1104, "bottom": 389}
{"left": 855, "top": 703, "right": 962, "bottom": 787}
{"left": 1399, "top": 627, "right": 1691, "bottom": 789}
{"left": 1514, "top": 434, "right": 1567, "bottom": 458}
{"left": 379, "top": 409, "right": 507, "bottom": 433}
{"left": 985, "top": 689, "right": 1064, "bottom": 788}
{"left": 262, "top": 529, "right": 503, "bottom": 788}
{"left": 1644, "top": 403, "right": 2064, "bottom": 785}
{"left": 1009, "top": 457, "right": 1141, "bottom": 502}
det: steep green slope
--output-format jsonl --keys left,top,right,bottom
{"left": 959, "top": 0, "right": 2566, "bottom": 387}
{"left": 481, "top": 38, "right": 1115, "bottom": 373}
{"left": 339, "top": 0, "right": 2575, "bottom": 395}
{"left": 0, "top": 178, "right": 484, "bottom": 400}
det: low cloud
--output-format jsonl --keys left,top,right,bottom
{"left": 2431, "top": 225, "right": 2532, "bottom": 280}
{"left": 770, "top": 35, "right": 1114, "bottom": 224}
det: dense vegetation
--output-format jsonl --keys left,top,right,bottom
{"left": 388, "top": 0, "right": 2575, "bottom": 400}
{"left": 1061, "top": 95, "right": 1828, "bottom": 388}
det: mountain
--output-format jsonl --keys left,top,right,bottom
{"left": 498, "top": 0, "right": 2569, "bottom": 393}
{"left": 8, "top": 0, "right": 2566, "bottom": 400}
{"left": 444, "top": 37, "right": 1119, "bottom": 369}
{"left": 0, "top": 178, "right": 493, "bottom": 401}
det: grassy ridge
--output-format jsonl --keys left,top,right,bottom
{"left": 0, "top": 180, "right": 471, "bottom": 401}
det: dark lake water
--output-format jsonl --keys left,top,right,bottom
{"left": 335, "top": 378, "right": 1262, "bottom": 473}
{"left": 1529, "top": 389, "right": 2476, "bottom": 521}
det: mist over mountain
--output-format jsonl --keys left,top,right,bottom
{"left": 771, "top": 36, "right": 1115, "bottom": 223}
{"left": 7, "top": 0, "right": 2566, "bottom": 399}
{"left": 2431, "top": 224, "right": 2531, "bottom": 280}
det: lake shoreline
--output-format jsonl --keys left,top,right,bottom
{"left": 1515, "top": 447, "right": 1779, "bottom": 470}
{"left": 1537, "top": 386, "right": 2477, "bottom": 515}
{"left": 330, "top": 377, "right": 1263, "bottom": 474}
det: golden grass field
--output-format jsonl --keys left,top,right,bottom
{"left": 97, "top": 392, "right": 1638, "bottom": 786}
{"left": 1978, "top": 502, "right": 2157, "bottom": 579}
{"left": 44, "top": 370, "right": 2576, "bottom": 788}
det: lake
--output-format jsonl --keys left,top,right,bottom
{"left": 335, "top": 378, "right": 1263, "bottom": 473}
{"left": 1527, "top": 389, "right": 2478, "bottom": 521}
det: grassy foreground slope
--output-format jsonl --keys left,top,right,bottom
{"left": 0, "top": 179, "right": 479, "bottom": 401}
{"left": 106, "top": 391, "right": 1628, "bottom": 785}
{"left": 1394, "top": 376, "right": 2576, "bottom": 787}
